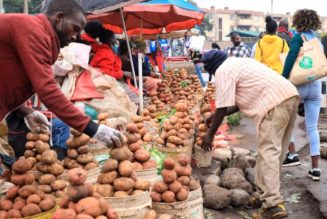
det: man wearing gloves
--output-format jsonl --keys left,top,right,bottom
{"left": 201, "top": 50, "right": 299, "bottom": 219}
{"left": 0, "top": 0, "right": 123, "bottom": 148}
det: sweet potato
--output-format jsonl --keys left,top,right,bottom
{"left": 25, "top": 141, "right": 36, "bottom": 150}
{"left": 163, "top": 158, "right": 175, "bottom": 170}
{"left": 7, "top": 209, "right": 22, "bottom": 218}
{"left": 177, "top": 176, "right": 190, "bottom": 186}
{"left": 24, "top": 149, "right": 36, "bottom": 158}
{"left": 67, "top": 168, "right": 87, "bottom": 186}
{"left": 126, "top": 123, "right": 138, "bottom": 133}
{"left": 132, "top": 161, "right": 143, "bottom": 171}
{"left": 134, "top": 180, "right": 150, "bottom": 191}
{"left": 12, "top": 158, "right": 32, "bottom": 174}
{"left": 37, "top": 185, "right": 52, "bottom": 194}
{"left": 176, "top": 187, "right": 188, "bottom": 201}
{"left": 67, "top": 184, "right": 93, "bottom": 202}
{"left": 35, "top": 140, "right": 50, "bottom": 154}
{"left": 39, "top": 174, "right": 56, "bottom": 185}
{"left": 77, "top": 145, "right": 90, "bottom": 154}
{"left": 27, "top": 194, "right": 41, "bottom": 205}
{"left": 161, "top": 191, "right": 176, "bottom": 203}
{"left": 161, "top": 169, "right": 177, "bottom": 184}
{"left": 153, "top": 181, "right": 168, "bottom": 193}
{"left": 102, "top": 159, "right": 118, "bottom": 173}
{"left": 0, "top": 199, "right": 12, "bottom": 211}
{"left": 51, "top": 180, "right": 68, "bottom": 191}
{"left": 85, "top": 162, "right": 98, "bottom": 171}
{"left": 77, "top": 153, "right": 94, "bottom": 164}
{"left": 64, "top": 158, "right": 83, "bottom": 169}
{"left": 52, "top": 208, "right": 76, "bottom": 219}
{"left": 118, "top": 160, "right": 134, "bottom": 177}
{"left": 39, "top": 198, "right": 56, "bottom": 211}
{"left": 169, "top": 181, "right": 182, "bottom": 193}
{"left": 50, "top": 162, "right": 65, "bottom": 176}
{"left": 5, "top": 186, "right": 19, "bottom": 200}
{"left": 76, "top": 197, "right": 102, "bottom": 217}
{"left": 143, "top": 133, "right": 152, "bottom": 142}
{"left": 113, "top": 177, "right": 135, "bottom": 191}
{"left": 18, "top": 185, "right": 37, "bottom": 198}
{"left": 21, "top": 203, "right": 42, "bottom": 217}
{"left": 38, "top": 134, "right": 50, "bottom": 142}
{"left": 114, "top": 191, "right": 129, "bottom": 198}
{"left": 97, "top": 171, "right": 118, "bottom": 184}
{"left": 143, "top": 159, "right": 157, "bottom": 169}
{"left": 27, "top": 132, "right": 39, "bottom": 141}
{"left": 134, "top": 149, "right": 151, "bottom": 162}
{"left": 110, "top": 147, "right": 133, "bottom": 161}
{"left": 94, "top": 184, "right": 113, "bottom": 197}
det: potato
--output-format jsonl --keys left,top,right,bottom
{"left": 143, "top": 159, "right": 157, "bottom": 169}
{"left": 13, "top": 200, "right": 25, "bottom": 210}
{"left": 177, "top": 155, "right": 190, "bottom": 166}
{"left": 50, "top": 162, "right": 65, "bottom": 176}
{"left": 39, "top": 174, "right": 56, "bottom": 185}
{"left": 176, "top": 187, "right": 188, "bottom": 201}
{"left": 24, "top": 149, "right": 36, "bottom": 158}
{"left": 175, "top": 112, "right": 185, "bottom": 118}
{"left": 134, "top": 180, "right": 151, "bottom": 191}
{"left": 27, "top": 132, "right": 39, "bottom": 141}
{"left": 71, "top": 129, "right": 82, "bottom": 137}
{"left": 85, "top": 162, "right": 98, "bottom": 171}
{"left": 131, "top": 115, "right": 143, "bottom": 123}
{"left": 162, "top": 169, "right": 177, "bottom": 184}
{"left": 37, "top": 185, "right": 52, "bottom": 194}
{"left": 38, "top": 134, "right": 50, "bottom": 142}
{"left": 7, "top": 209, "right": 22, "bottom": 218}
{"left": 0, "top": 199, "right": 12, "bottom": 211}
{"left": 77, "top": 145, "right": 90, "bottom": 154}
{"left": 156, "top": 137, "right": 165, "bottom": 145}
{"left": 173, "top": 123, "right": 183, "bottom": 131}
{"left": 134, "top": 149, "right": 150, "bottom": 162}
{"left": 52, "top": 208, "right": 77, "bottom": 219}
{"left": 166, "top": 143, "right": 177, "bottom": 149}
{"left": 39, "top": 198, "right": 56, "bottom": 211}
{"left": 76, "top": 214, "right": 94, "bottom": 219}
{"left": 114, "top": 191, "right": 129, "bottom": 198}
{"left": 11, "top": 172, "right": 34, "bottom": 186}
{"left": 67, "top": 135, "right": 90, "bottom": 149}
{"left": 55, "top": 190, "right": 66, "bottom": 198}
{"left": 67, "top": 168, "right": 87, "bottom": 186}
{"left": 27, "top": 194, "right": 41, "bottom": 205}
{"left": 76, "top": 197, "right": 102, "bottom": 217}
{"left": 128, "top": 142, "right": 141, "bottom": 152}
{"left": 35, "top": 140, "right": 50, "bottom": 154}
{"left": 126, "top": 133, "right": 138, "bottom": 144}
{"left": 21, "top": 203, "right": 42, "bottom": 217}
{"left": 36, "top": 154, "right": 42, "bottom": 162}
{"left": 0, "top": 210, "right": 7, "bottom": 218}
{"left": 113, "top": 177, "right": 135, "bottom": 191}
{"left": 51, "top": 180, "right": 68, "bottom": 191}
{"left": 67, "top": 184, "right": 93, "bottom": 203}
{"left": 169, "top": 180, "right": 182, "bottom": 193}
{"left": 162, "top": 191, "right": 176, "bottom": 203}
{"left": 167, "top": 136, "right": 183, "bottom": 145}
{"left": 151, "top": 192, "right": 161, "bottom": 202}
{"left": 183, "top": 166, "right": 192, "bottom": 177}
{"left": 136, "top": 122, "right": 144, "bottom": 130}
{"left": 102, "top": 159, "right": 118, "bottom": 173}
{"left": 26, "top": 157, "right": 37, "bottom": 167}
{"left": 177, "top": 176, "right": 190, "bottom": 186}
{"left": 118, "top": 160, "right": 134, "bottom": 177}
{"left": 26, "top": 141, "right": 36, "bottom": 149}
{"left": 76, "top": 153, "right": 94, "bottom": 165}
{"left": 12, "top": 158, "right": 32, "bottom": 174}
{"left": 132, "top": 161, "right": 143, "bottom": 171}
{"left": 110, "top": 147, "right": 133, "bottom": 161}
{"left": 143, "top": 133, "right": 152, "bottom": 142}
{"left": 64, "top": 158, "right": 83, "bottom": 169}
{"left": 163, "top": 158, "right": 175, "bottom": 170}
{"left": 97, "top": 113, "right": 109, "bottom": 121}
{"left": 6, "top": 186, "right": 19, "bottom": 200}
{"left": 189, "top": 180, "right": 200, "bottom": 191}
{"left": 65, "top": 149, "right": 77, "bottom": 159}
{"left": 126, "top": 123, "right": 138, "bottom": 133}
{"left": 166, "top": 130, "right": 177, "bottom": 138}
{"left": 153, "top": 181, "right": 168, "bottom": 193}
{"left": 18, "top": 185, "right": 37, "bottom": 198}
{"left": 97, "top": 171, "right": 118, "bottom": 184}
{"left": 169, "top": 116, "right": 178, "bottom": 125}
{"left": 94, "top": 184, "right": 113, "bottom": 197}
{"left": 138, "top": 127, "right": 147, "bottom": 137}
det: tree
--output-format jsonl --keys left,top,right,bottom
{"left": 199, "top": 15, "right": 213, "bottom": 37}
{"left": 4, "top": 0, "right": 43, "bottom": 14}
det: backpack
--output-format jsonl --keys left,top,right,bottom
{"left": 277, "top": 32, "right": 292, "bottom": 46}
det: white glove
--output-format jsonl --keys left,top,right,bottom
{"left": 94, "top": 125, "right": 124, "bottom": 148}
{"left": 24, "top": 111, "right": 51, "bottom": 134}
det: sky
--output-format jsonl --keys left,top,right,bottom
{"left": 194, "top": 0, "right": 327, "bottom": 16}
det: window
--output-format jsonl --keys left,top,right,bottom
{"left": 237, "top": 25, "right": 251, "bottom": 31}
{"left": 218, "top": 18, "right": 223, "bottom": 41}
{"left": 238, "top": 14, "right": 251, "bottom": 20}
{"left": 255, "top": 27, "right": 259, "bottom": 31}
{"left": 230, "top": 14, "right": 236, "bottom": 21}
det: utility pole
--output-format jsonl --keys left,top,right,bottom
{"left": 0, "top": 0, "right": 4, "bottom": 14}
{"left": 23, "top": 0, "right": 28, "bottom": 14}
{"left": 271, "top": 0, "right": 274, "bottom": 14}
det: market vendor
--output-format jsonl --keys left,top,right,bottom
{"left": 0, "top": 0, "right": 123, "bottom": 148}
{"left": 201, "top": 50, "right": 299, "bottom": 219}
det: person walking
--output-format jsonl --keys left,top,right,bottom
{"left": 277, "top": 18, "right": 293, "bottom": 46}
{"left": 255, "top": 16, "right": 289, "bottom": 74}
{"left": 282, "top": 9, "right": 323, "bottom": 181}
{"left": 251, "top": 32, "right": 265, "bottom": 58}
{"left": 189, "top": 49, "right": 206, "bottom": 87}
{"left": 224, "top": 33, "right": 252, "bottom": 58}
{"left": 202, "top": 50, "right": 299, "bottom": 219}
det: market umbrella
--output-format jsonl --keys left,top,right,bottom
{"left": 88, "top": 0, "right": 204, "bottom": 35}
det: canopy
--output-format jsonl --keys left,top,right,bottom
{"left": 226, "top": 30, "right": 260, "bottom": 38}
{"left": 88, "top": 0, "right": 204, "bottom": 35}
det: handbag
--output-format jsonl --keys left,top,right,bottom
{"left": 280, "top": 35, "right": 327, "bottom": 85}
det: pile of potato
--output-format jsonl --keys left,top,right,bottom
{"left": 204, "top": 82, "right": 216, "bottom": 103}
{"left": 151, "top": 156, "right": 200, "bottom": 203}
{"left": 157, "top": 81, "right": 173, "bottom": 105}
{"left": 141, "top": 109, "right": 152, "bottom": 122}
{"left": 0, "top": 158, "right": 56, "bottom": 218}
{"left": 64, "top": 130, "right": 99, "bottom": 171}
{"left": 188, "top": 74, "right": 203, "bottom": 95}
{"left": 148, "top": 91, "right": 166, "bottom": 112}
{"left": 126, "top": 116, "right": 153, "bottom": 145}
{"left": 53, "top": 168, "right": 119, "bottom": 219}
{"left": 94, "top": 146, "right": 151, "bottom": 198}
{"left": 195, "top": 104, "right": 212, "bottom": 146}
{"left": 156, "top": 101, "right": 194, "bottom": 149}
{"left": 97, "top": 112, "right": 110, "bottom": 125}
{"left": 24, "top": 132, "right": 51, "bottom": 168}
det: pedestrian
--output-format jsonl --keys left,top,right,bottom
{"left": 211, "top": 42, "right": 221, "bottom": 50}
{"left": 251, "top": 32, "right": 265, "bottom": 58}
{"left": 189, "top": 49, "right": 206, "bottom": 87}
{"left": 202, "top": 50, "right": 299, "bottom": 219}
{"left": 255, "top": 16, "right": 289, "bottom": 74}
{"left": 224, "top": 33, "right": 252, "bottom": 58}
{"left": 282, "top": 9, "right": 323, "bottom": 181}
{"left": 0, "top": 0, "right": 123, "bottom": 149}
{"left": 277, "top": 18, "right": 293, "bottom": 46}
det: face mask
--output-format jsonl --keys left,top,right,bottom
{"left": 234, "top": 41, "right": 241, "bottom": 47}
{"left": 113, "top": 44, "right": 119, "bottom": 54}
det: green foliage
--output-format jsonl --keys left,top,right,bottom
{"left": 199, "top": 15, "right": 213, "bottom": 37}
{"left": 227, "top": 112, "right": 242, "bottom": 127}
{"left": 4, "top": 0, "right": 43, "bottom": 14}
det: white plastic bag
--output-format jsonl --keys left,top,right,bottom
{"left": 189, "top": 36, "right": 205, "bottom": 52}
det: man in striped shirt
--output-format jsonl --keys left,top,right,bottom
{"left": 202, "top": 50, "right": 299, "bottom": 219}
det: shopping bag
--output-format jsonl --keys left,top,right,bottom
{"left": 280, "top": 36, "right": 327, "bottom": 85}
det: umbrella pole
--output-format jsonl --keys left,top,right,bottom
{"left": 138, "top": 53, "right": 144, "bottom": 113}
{"left": 120, "top": 8, "right": 138, "bottom": 89}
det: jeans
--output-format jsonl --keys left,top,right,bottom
{"left": 52, "top": 118, "right": 70, "bottom": 151}
{"left": 297, "top": 80, "right": 321, "bottom": 156}
{"left": 194, "top": 63, "right": 206, "bottom": 87}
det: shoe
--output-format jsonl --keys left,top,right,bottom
{"left": 307, "top": 169, "right": 321, "bottom": 181}
{"left": 282, "top": 153, "right": 301, "bottom": 167}
{"left": 253, "top": 203, "right": 288, "bottom": 219}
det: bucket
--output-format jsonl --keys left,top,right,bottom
{"left": 187, "top": 188, "right": 204, "bottom": 219}
{"left": 103, "top": 191, "right": 151, "bottom": 219}
{"left": 152, "top": 200, "right": 188, "bottom": 219}
{"left": 59, "top": 167, "right": 101, "bottom": 184}
{"left": 134, "top": 168, "right": 161, "bottom": 185}
{"left": 193, "top": 146, "right": 212, "bottom": 168}
{"left": 154, "top": 139, "right": 193, "bottom": 163}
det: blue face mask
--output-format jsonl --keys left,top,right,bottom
{"left": 113, "top": 44, "right": 119, "bottom": 54}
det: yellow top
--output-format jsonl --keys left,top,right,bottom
{"left": 255, "top": 35, "right": 289, "bottom": 74}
